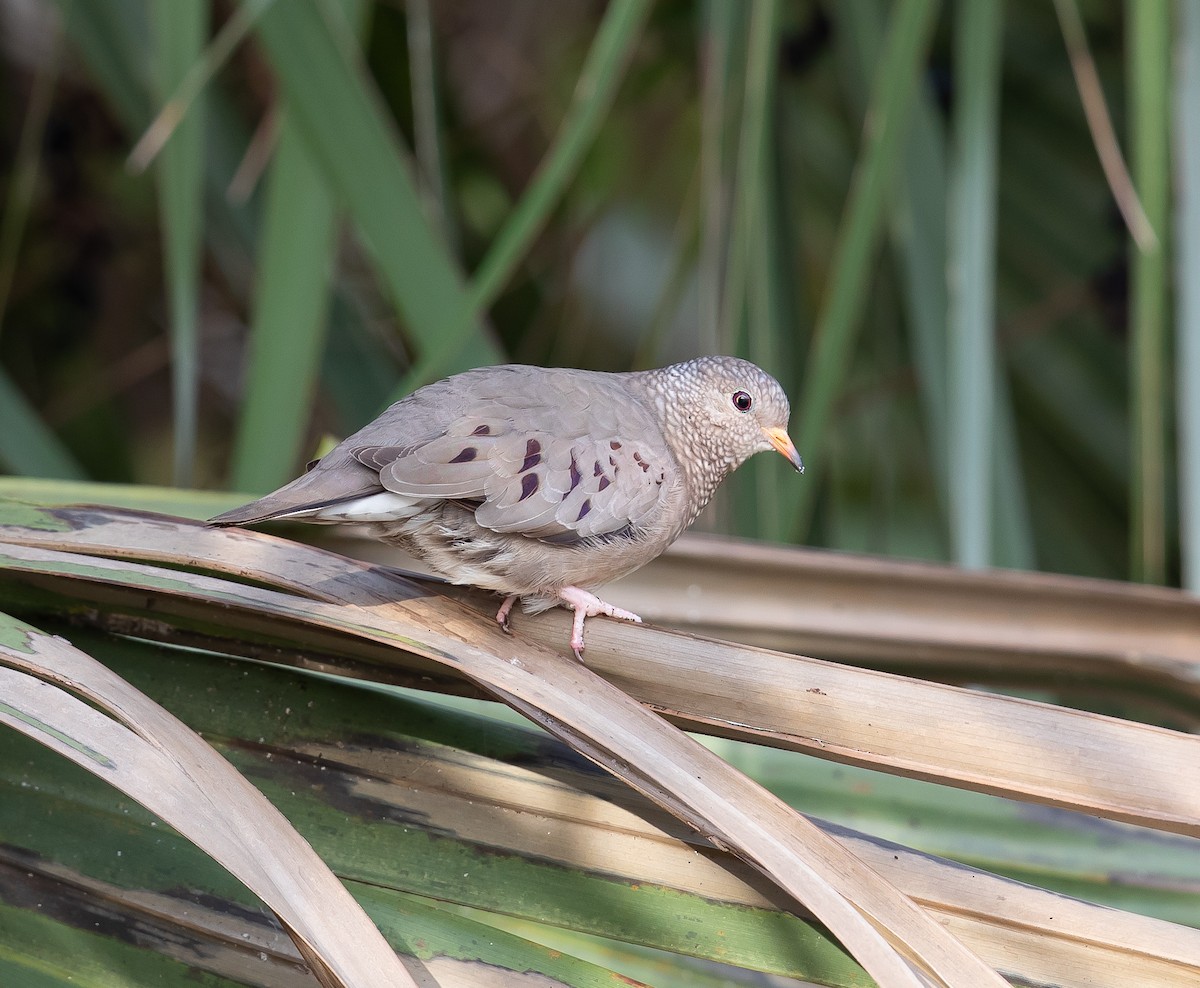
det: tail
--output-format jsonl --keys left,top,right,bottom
{"left": 208, "top": 495, "right": 327, "bottom": 527}
{"left": 208, "top": 451, "right": 384, "bottom": 527}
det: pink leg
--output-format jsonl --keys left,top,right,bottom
{"left": 557, "top": 586, "right": 642, "bottom": 659}
{"left": 495, "top": 594, "right": 518, "bottom": 633}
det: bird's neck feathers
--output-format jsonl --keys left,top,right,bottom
{"left": 631, "top": 367, "right": 741, "bottom": 522}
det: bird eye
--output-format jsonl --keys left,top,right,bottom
{"left": 732, "top": 390, "right": 753, "bottom": 412}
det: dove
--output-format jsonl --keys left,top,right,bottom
{"left": 210, "top": 356, "right": 802, "bottom": 657}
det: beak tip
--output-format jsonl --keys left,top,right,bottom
{"left": 765, "top": 426, "right": 804, "bottom": 475}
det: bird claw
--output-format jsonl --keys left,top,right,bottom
{"left": 495, "top": 594, "right": 517, "bottom": 634}
{"left": 558, "top": 586, "right": 643, "bottom": 660}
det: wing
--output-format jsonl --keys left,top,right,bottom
{"left": 209, "top": 371, "right": 487, "bottom": 525}
{"left": 359, "top": 409, "right": 674, "bottom": 544}
{"left": 210, "top": 364, "right": 675, "bottom": 539}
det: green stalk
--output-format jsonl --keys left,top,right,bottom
{"left": 406, "top": 0, "right": 459, "bottom": 259}
{"left": 56, "top": 0, "right": 261, "bottom": 285}
{"left": 151, "top": 0, "right": 207, "bottom": 488}
{"left": 697, "top": 0, "right": 742, "bottom": 356}
{"left": 251, "top": 0, "right": 503, "bottom": 393}
{"left": 1176, "top": 0, "right": 1200, "bottom": 590}
{"left": 838, "top": 0, "right": 1032, "bottom": 567}
{"left": 129, "top": 0, "right": 270, "bottom": 173}
{"left": 228, "top": 118, "right": 337, "bottom": 493}
{"left": 948, "top": 0, "right": 1004, "bottom": 568}
{"left": 836, "top": 0, "right": 952, "bottom": 545}
{"left": 791, "top": 0, "right": 941, "bottom": 538}
{"left": 229, "top": 0, "right": 373, "bottom": 493}
{"left": 1128, "top": 0, "right": 1172, "bottom": 584}
{"left": 743, "top": 0, "right": 786, "bottom": 538}
{"left": 892, "top": 84, "right": 951, "bottom": 502}
{"left": 722, "top": 0, "right": 781, "bottom": 363}
{"left": 0, "top": 373, "right": 85, "bottom": 478}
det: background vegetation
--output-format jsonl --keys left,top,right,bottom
{"left": 0, "top": 0, "right": 1192, "bottom": 589}
{"left": 4, "top": 1, "right": 1200, "bottom": 985}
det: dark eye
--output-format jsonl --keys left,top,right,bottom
{"left": 732, "top": 390, "right": 753, "bottom": 412}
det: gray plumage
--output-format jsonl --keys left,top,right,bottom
{"left": 211, "top": 356, "right": 802, "bottom": 656}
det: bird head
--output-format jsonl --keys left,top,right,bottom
{"left": 649, "top": 356, "right": 803, "bottom": 482}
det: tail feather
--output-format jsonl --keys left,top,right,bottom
{"left": 208, "top": 452, "right": 383, "bottom": 527}
{"left": 209, "top": 494, "right": 355, "bottom": 526}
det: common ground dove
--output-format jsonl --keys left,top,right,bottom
{"left": 210, "top": 356, "right": 802, "bottom": 657}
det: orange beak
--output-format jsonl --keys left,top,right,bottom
{"left": 764, "top": 426, "right": 804, "bottom": 474}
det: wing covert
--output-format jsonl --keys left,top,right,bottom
{"left": 359, "top": 414, "right": 673, "bottom": 543}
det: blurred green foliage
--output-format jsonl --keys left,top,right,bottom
{"left": 0, "top": 0, "right": 1192, "bottom": 585}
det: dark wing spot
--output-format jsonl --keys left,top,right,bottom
{"left": 609, "top": 455, "right": 618, "bottom": 468}
{"left": 576, "top": 498, "right": 592, "bottom": 521}
{"left": 449, "top": 447, "right": 478, "bottom": 463}
{"left": 520, "top": 438, "right": 542, "bottom": 473}
{"left": 472, "top": 424, "right": 492, "bottom": 436}
{"left": 569, "top": 455, "right": 582, "bottom": 492}
{"left": 632, "top": 451, "right": 650, "bottom": 473}
{"left": 610, "top": 440, "right": 622, "bottom": 450}
{"left": 519, "top": 473, "right": 539, "bottom": 501}
{"left": 598, "top": 476, "right": 611, "bottom": 491}
{"left": 305, "top": 458, "right": 321, "bottom": 472}
{"left": 594, "top": 460, "right": 605, "bottom": 477}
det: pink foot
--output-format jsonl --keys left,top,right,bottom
{"left": 495, "top": 594, "right": 518, "bottom": 633}
{"left": 557, "top": 586, "right": 642, "bottom": 660}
